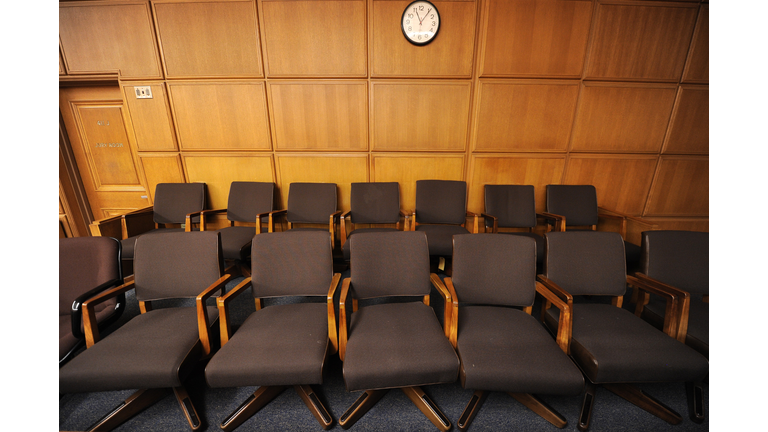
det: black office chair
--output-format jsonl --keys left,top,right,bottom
{"left": 268, "top": 182, "right": 341, "bottom": 239}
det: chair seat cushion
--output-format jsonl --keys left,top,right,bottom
{"left": 59, "top": 298, "right": 118, "bottom": 361}
{"left": 457, "top": 306, "right": 583, "bottom": 395}
{"left": 546, "top": 304, "right": 708, "bottom": 384}
{"left": 121, "top": 228, "right": 185, "bottom": 259}
{"left": 343, "top": 302, "right": 459, "bottom": 392}
{"left": 342, "top": 228, "right": 399, "bottom": 260}
{"left": 414, "top": 225, "right": 470, "bottom": 256}
{"left": 643, "top": 296, "right": 708, "bottom": 357}
{"left": 499, "top": 232, "right": 544, "bottom": 266}
{"left": 216, "top": 226, "right": 256, "bottom": 261}
{"left": 205, "top": 303, "right": 329, "bottom": 388}
{"left": 59, "top": 306, "right": 217, "bottom": 393}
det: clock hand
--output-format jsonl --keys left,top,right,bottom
{"left": 422, "top": 8, "right": 431, "bottom": 25}
{"left": 415, "top": 9, "right": 423, "bottom": 24}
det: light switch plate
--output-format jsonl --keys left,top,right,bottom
{"left": 134, "top": 86, "right": 153, "bottom": 99}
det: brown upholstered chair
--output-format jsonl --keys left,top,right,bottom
{"left": 544, "top": 185, "right": 654, "bottom": 273}
{"left": 631, "top": 230, "right": 709, "bottom": 357}
{"left": 340, "top": 182, "right": 408, "bottom": 261}
{"left": 442, "top": 234, "right": 584, "bottom": 430}
{"left": 204, "top": 230, "right": 340, "bottom": 431}
{"left": 199, "top": 182, "right": 275, "bottom": 276}
{"left": 59, "top": 231, "right": 230, "bottom": 431}
{"left": 482, "top": 184, "right": 562, "bottom": 273}
{"left": 338, "top": 231, "right": 459, "bottom": 431}
{"left": 268, "top": 182, "right": 341, "bottom": 239}
{"left": 538, "top": 231, "right": 709, "bottom": 430}
{"left": 59, "top": 236, "right": 125, "bottom": 366}
{"left": 409, "top": 180, "right": 478, "bottom": 272}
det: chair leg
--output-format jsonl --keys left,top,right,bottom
{"left": 686, "top": 381, "right": 705, "bottom": 424}
{"left": 603, "top": 383, "right": 682, "bottom": 425}
{"left": 294, "top": 385, "right": 333, "bottom": 430}
{"left": 577, "top": 380, "right": 596, "bottom": 431}
{"left": 173, "top": 386, "right": 202, "bottom": 430}
{"left": 219, "top": 386, "right": 287, "bottom": 432}
{"left": 508, "top": 392, "right": 568, "bottom": 429}
{"left": 457, "top": 390, "right": 488, "bottom": 431}
{"left": 338, "top": 389, "right": 388, "bottom": 430}
{"left": 87, "top": 388, "right": 170, "bottom": 432}
{"left": 401, "top": 386, "right": 452, "bottom": 431}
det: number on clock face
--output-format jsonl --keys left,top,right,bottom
{"left": 401, "top": 0, "right": 440, "bottom": 46}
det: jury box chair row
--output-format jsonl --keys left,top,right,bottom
{"left": 59, "top": 229, "right": 708, "bottom": 432}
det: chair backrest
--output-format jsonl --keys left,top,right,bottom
{"left": 640, "top": 230, "right": 709, "bottom": 295}
{"left": 133, "top": 231, "right": 223, "bottom": 302}
{"left": 286, "top": 183, "right": 337, "bottom": 224}
{"left": 350, "top": 231, "right": 431, "bottom": 299}
{"left": 544, "top": 231, "right": 626, "bottom": 297}
{"left": 484, "top": 184, "right": 536, "bottom": 228}
{"left": 415, "top": 180, "right": 467, "bottom": 225}
{"left": 153, "top": 182, "right": 206, "bottom": 224}
{"left": 59, "top": 236, "right": 122, "bottom": 316}
{"left": 350, "top": 182, "right": 401, "bottom": 224}
{"left": 545, "top": 185, "right": 598, "bottom": 227}
{"left": 226, "top": 181, "right": 275, "bottom": 222}
{"left": 451, "top": 234, "right": 536, "bottom": 307}
{"left": 250, "top": 231, "right": 333, "bottom": 298}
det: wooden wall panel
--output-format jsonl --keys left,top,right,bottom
{"left": 276, "top": 155, "right": 369, "bottom": 211}
{"left": 570, "top": 83, "right": 677, "bottom": 153}
{"left": 371, "top": 0, "right": 477, "bottom": 77}
{"left": 184, "top": 154, "right": 275, "bottom": 209}
{"left": 152, "top": 0, "right": 263, "bottom": 78}
{"left": 585, "top": 2, "right": 698, "bottom": 82}
{"left": 467, "top": 155, "right": 566, "bottom": 214}
{"left": 372, "top": 154, "right": 465, "bottom": 212}
{"left": 473, "top": 80, "right": 579, "bottom": 152}
{"left": 261, "top": 0, "right": 367, "bottom": 77}
{"left": 168, "top": 82, "right": 271, "bottom": 151}
{"left": 480, "top": 0, "right": 593, "bottom": 78}
{"left": 268, "top": 81, "right": 368, "bottom": 151}
{"left": 372, "top": 81, "right": 471, "bottom": 152}
{"left": 138, "top": 153, "right": 186, "bottom": 202}
{"left": 645, "top": 156, "right": 708, "bottom": 216}
{"left": 682, "top": 4, "right": 709, "bottom": 84}
{"left": 663, "top": 85, "right": 709, "bottom": 155}
{"left": 564, "top": 155, "right": 658, "bottom": 215}
{"left": 59, "top": 1, "right": 162, "bottom": 79}
{"left": 122, "top": 83, "right": 178, "bottom": 151}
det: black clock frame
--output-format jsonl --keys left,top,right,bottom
{"left": 401, "top": 0, "right": 440, "bottom": 46}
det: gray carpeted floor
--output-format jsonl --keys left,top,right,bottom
{"left": 59, "top": 271, "right": 709, "bottom": 431}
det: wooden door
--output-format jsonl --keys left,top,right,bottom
{"left": 59, "top": 86, "right": 150, "bottom": 220}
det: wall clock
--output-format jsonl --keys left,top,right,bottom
{"left": 401, "top": 1, "right": 440, "bottom": 46}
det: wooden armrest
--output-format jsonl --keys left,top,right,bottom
{"left": 340, "top": 211, "right": 352, "bottom": 248}
{"left": 71, "top": 278, "right": 123, "bottom": 340}
{"left": 409, "top": 210, "right": 417, "bottom": 231}
{"left": 268, "top": 209, "right": 287, "bottom": 233}
{"left": 327, "top": 273, "right": 342, "bottom": 354}
{"left": 628, "top": 273, "right": 689, "bottom": 341}
{"left": 466, "top": 211, "right": 479, "bottom": 234}
{"left": 216, "top": 277, "right": 252, "bottom": 346}
{"left": 329, "top": 210, "right": 343, "bottom": 241}
{"left": 185, "top": 210, "right": 206, "bottom": 233}
{"left": 442, "top": 278, "right": 460, "bottom": 349}
{"left": 536, "top": 275, "right": 573, "bottom": 304}
{"left": 536, "top": 282, "right": 572, "bottom": 354}
{"left": 195, "top": 274, "right": 230, "bottom": 355}
{"left": 255, "top": 211, "right": 272, "bottom": 234}
{"left": 338, "top": 278, "right": 353, "bottom": 361}
{"left": 538, "top": 212, "right": 565, "bottom": 232}
{"left": 480, "top": 213, "right": 498, "bottom": 233}
{"left": 89, "top": 214, "right": 124, "bottom": 238}
{"left": 198, "top": 208, "right": 228, "bottom": 231}
{"left": 430, "top": 274, "right": 453, "bottom": 341}
{"left": 82, "top": 280, "right": 136, "bottom": 348}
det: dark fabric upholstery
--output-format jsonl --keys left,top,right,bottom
{"left": 484, "top": 184, "right": 537, "bottom": 228}
{"left": 134, "top": 231, "right": 224, "bottom": 302}
{"left": 59, "top": 299, "right": 117, "bottom": 360}
{"left": 643, "top": 296, "right": 709, "bottom": 357}
{"left": 343, "top": 302, "right": 459, "bottom": 392}
{"left": 59, "top": 306, "right": 217, "bottom": 393}
{"left": 121, "top": 228, "right": 185, "bottom": 260}
{"left": 342, "top": 227, "right": 399, "bottom": 260}
{"left": 415, "top": 180, "right": 467, "bottom": 225}
{"left": 500, "top": 231, "right": 544, "bottom": 267}
{"left": 250, "top": 231, "right": 333, "bottom": 298}
{"left": 640, "top": 230, "right": 709, "bottom": 295}
{"left": 226, "top": 181, "right": 274, "bottom": 223}
{"left": 349, "top": 231, "right": 431, "bottom": 299}
{"left": 152, "top": 183, "right": 206, "bottom": 225}
{"left": 205, "top": 303, "right": 328, "bottom": 388}
{"left": 544, "top": 231, "right": 627, "bottom": 296}
{"left": 451, "top": 234, "right": 536, "bottom": 307}
{"left": 457, "top": 306, "right": 583, "bottom": 395}
{"left": 59, "top": 237, "right": 121, "bottom": 315}
{"left": 545, "top": 185, "right": 599, "bottom": 227}
{"left": 216, "top": 226, "right": 256, "bottom": 261}
{"left": 350, "top": 182, "right": 401, "bottom": 224}
{"left": 414, "top": 224, "right": 470, "bottom": 257}
{"left": 286, "top": 183, "right": 337, "bottom": 224}
{"left": 545, "top": 304, "right": 708, "bottom": 384}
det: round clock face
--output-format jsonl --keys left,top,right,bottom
{"left": 401, "top": 1, "right": 440, "bottom": 46}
